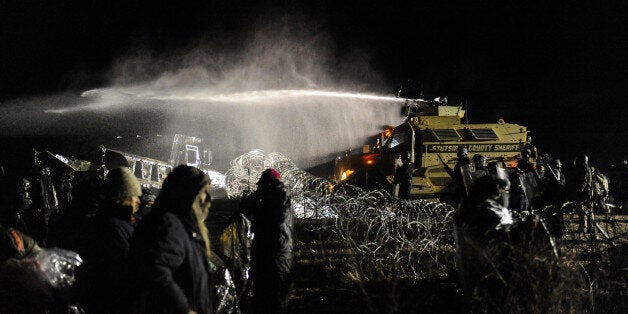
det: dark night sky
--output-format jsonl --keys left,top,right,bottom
{"left": 1, "top": 1, "right": 626, "bottom": 166}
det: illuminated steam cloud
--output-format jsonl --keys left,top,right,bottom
{"left": 2, "top": 16, "right": 407, "bottom": 170}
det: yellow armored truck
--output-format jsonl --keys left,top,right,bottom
{"left": 333, "top": 100, "right": 528, "bottom": 199}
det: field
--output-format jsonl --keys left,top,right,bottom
{"left": 209, "top": 197, "right": 627, "bottom": 313}
{"left": 205, "top": 151, "right": 627, "bottom": 313}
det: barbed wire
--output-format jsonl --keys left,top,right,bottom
{"left": 225, "top": 150, "right": 456, "bottom": 280}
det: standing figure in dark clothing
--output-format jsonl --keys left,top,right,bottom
{"left": 77, "top": 167, "right": 142, "bottom": 314}
{"left": 509, "top": 168, "right": 530, "bottom": 213}
{"left": 452, "top": 146, "right": 472, "bottom": 201}
{"left": 394, "top": 151, "right": 414, "bottom": 199}
{"left": 522, "top": 136, "right": 538, "bottom": 166}
{"left": 57, "top": 172, "right": 74, "bottom": 213}
{"left": 127, "top": 165, "right": 213, "bottom": 314}
{"left": 2, "top": 178, "right": 32, "bottom": 233}
{"left": 30, "top": 166, "right": 58, "bottom": 247}
{"left": 545, "top": 159, "right": 566, "bottom": 206}
{"left": 542, "top": 159, "right": 567, "bottom": 238}
{"left": 572, "top": 154, "right": 594, "bottom": 233}
{"left": 240, "top": 168, "right": 294, "bottom": 313}
{"left": 518, "top": 149, "right": 536, "bottom": 174}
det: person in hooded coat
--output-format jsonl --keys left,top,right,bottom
{"left": 126, "top": 165, "right": 213, "bottom": 314}
{"left": 76, "top": 167, "right": 142, "bottom": 314}
{"left": 240, "top": 168, "right": 293, "bottom": 313}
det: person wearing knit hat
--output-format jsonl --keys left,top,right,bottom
{"left": 76, "top": 167, "right": 142, "bottom": 314}
{"left": 257, "top": 168, "right": 282, "bottom": 185}
{"left": 241, "top": 168, "right": 293, "bottom": 313}
{"left": 126, "top": 165, "right": 214, "bottom": 314}
{"left": 102, "top": 167, "right": 142, "bottom": 212}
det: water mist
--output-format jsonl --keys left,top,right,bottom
{"left": 0, "top": 18, "right": 408, "bottom": 171}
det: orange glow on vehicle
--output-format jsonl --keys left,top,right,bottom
{"left": 362, "top": 153, "right": 378, "bottom": 165}
{"left": 341, "top": 169, "right": 355, "bottom": 181}
{"left": 506, "top": 160, "right": 518, "bottom": 168}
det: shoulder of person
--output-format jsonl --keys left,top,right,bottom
{"left": 138, "top": 210, "right": 186, "bottom": 237}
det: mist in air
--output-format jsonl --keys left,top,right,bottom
{"left": 0, "top": 17, "right": 407, "bottom": 171}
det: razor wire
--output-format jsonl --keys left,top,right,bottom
{"left": 225, "top": 150, "right": 456, "bottom": 280}
{"left": 331, "top": 193, "right": 456, "bottom": 280}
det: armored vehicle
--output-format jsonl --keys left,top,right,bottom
{"left": 333, "top": 99, "right": 528, "bottom": 199}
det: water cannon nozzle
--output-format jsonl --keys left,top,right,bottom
{"left": 402, "top": 98, "right": 430, "bottom": 117}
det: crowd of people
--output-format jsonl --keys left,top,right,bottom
{"left": 0, "top": 139, "right": 625, "bottom": 312}
{"left": 0, "top": 154, "right": 294, "bottom": 314}
{"left": 451, "top": 137, "right": 623, "bottom": 298}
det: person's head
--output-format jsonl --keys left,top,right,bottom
{"left": 156, "top": 165, "right": 211, "bottom": 221}
{"left": 402, "top": 151, "right": 412, "bottom": 163}
{"left": 39, "top": 167, "right": 51, "bottom": 176}
{"left": 61, "top": 172, "right": 74, "bottom": 183}
{"left": 18, "top": 178, "right": 30, "bottom": 194}
{"left": 486, "top": 161, "right": 500, "bottom": 175}
{"left": 457, "top": 146, "right": 468, "bottom": 159}
{"left": 575, "top": 154, "right": 589, "bottom": 166}
{"left": 140, "top": 186, "right": 156, "bottom": 208}
{"left": 257, "top": 168, "right": 282, "bottom": 187}
{"left": 526, "top": 135, "right": 532, "bottom": 144}
{"left": 473, "top": 154, "right": 487, "bottom": 170}
{"left": 394, "top": 153, "right": 403, "bottom": 167}
{"left": 102, "top": 167, "right": 142, "bottom": 214}
{"left": 155, "top": 165, "right": 212, "bottom": 256}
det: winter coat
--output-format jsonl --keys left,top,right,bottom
{"left": 127, "top": 208, "right": 213, "bottom": 314}
{"left": 126, "top": 165, "right": 213, "bottom": 314}
{"left": 244, "top": 181, "right": 293, "bottom": 279}
{"left": 77, "top": 203, "right": 135, "bottom": 313}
